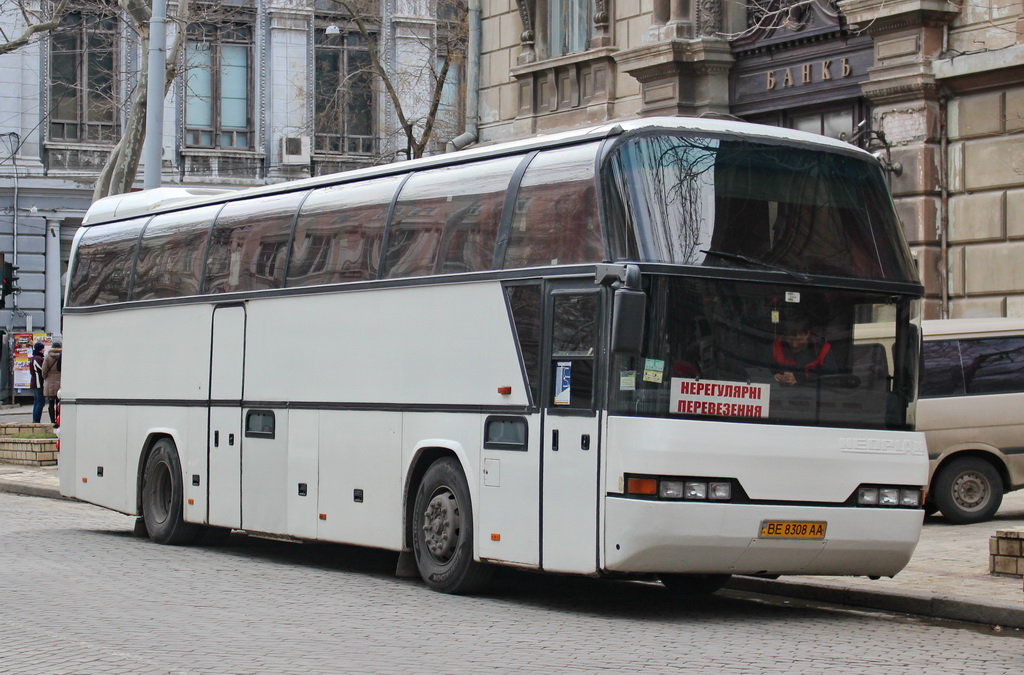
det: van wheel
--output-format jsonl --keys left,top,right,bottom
{"left": 933, "top": 456, "right": 1002, "bottom": 525}
{"left": 141, "top": 439, "right": 199, "bottom": 545}
{"left": 412, "top": 457, "right": 493, "bottom": 594}
{"left": 659, "top": 574, "right": 732, "bottom": 595}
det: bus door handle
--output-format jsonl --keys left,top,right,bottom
{"left": 552, "top": 429, "right": 559, "bottom": 451}
{"left": 228, "top": 433, "right": 235, "bottom": 446}
{"left": 581, "top": 434, "right": 590, "bottom": 451}
{"left": 214, "top": 431, "right": 219, "bottom": 447}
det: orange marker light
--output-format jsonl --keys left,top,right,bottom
{"left": 187, "top": 498, "right": 195, "bottom": 506}
{"left": 626, "top": 477, "right": 657, "bottom": 495}
{"left": 491, "top": 533, "right": 501, "bottom": 541}
{"left": 81, "top": 477, "right": 87, "bottom": 483}
{"left": 319, "top": 513, "right": 327, "bottom": 520}
{"left": 497, "top": 386, "right": 512, "bottom": 395}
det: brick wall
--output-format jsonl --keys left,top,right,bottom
{"left": 0, "top": 423, "right": 57, "bottom": 466}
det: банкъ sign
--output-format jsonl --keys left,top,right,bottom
{"left": 766, "top": 57, "right": 854, "bottom": 90}
{"left": 729, "top": 29, "right": 872, "bottom": 114}
{"left": 730, "top": 40, "right": 873, "bottom": 115}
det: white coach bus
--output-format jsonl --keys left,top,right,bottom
{"left": 60, "top": 117, "right": 928, "bottom": 594}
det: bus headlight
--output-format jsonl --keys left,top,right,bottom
{"left": 709, "top": 482, "right": 732, "bottom": 500}
{"left": 856, "top": 485, "right": 922, "bottom": 508}
{"left": 899, "top": 489, "right": 922, "bottom": 507}
{"left": 626, "top": 474, "right": 735, "bottom": 502}
{"left": 659, "top": 481, "right": 685, "bottom": 499}
{"left": 684, "top": 482, "right": 707, "bottom": 500}
{"left": 857, "top": 487, "right": 879, "bottom": 505}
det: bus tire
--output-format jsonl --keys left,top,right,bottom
{"left": 412, "top": 457, "right": 493, "bottom": 594}
{"left": 141, "top": 439, "right": 199, "bottom": 545}
{"left": 658, "top": 573, "right": 732, "bottom": 595}
{"left": 933, "top": 456, "right": 1003, "bottom": 525}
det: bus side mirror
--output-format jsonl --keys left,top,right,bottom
{"left": 610, "top": 266, "right": 646, "bottom": 355}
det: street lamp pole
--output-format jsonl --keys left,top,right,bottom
{"left": 143, "top": 0, "right": 168, "bottom": 189}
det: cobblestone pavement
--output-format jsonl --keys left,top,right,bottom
{"left": 1, "top": 492, "right": 1021, "bottom": 674}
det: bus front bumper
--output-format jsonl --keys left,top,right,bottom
{"left": 603, "top": 497, "right": 923, "bottom": 578}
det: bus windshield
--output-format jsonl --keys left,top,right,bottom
{"left": 606, "top": 133, "right": 918, "bottom": 283}
{"left": 610, "top": 275, "right": 921, "bottom": 431}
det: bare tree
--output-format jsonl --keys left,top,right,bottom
{"left": 0, "top": 0, "right": 70, "bottom": 57}
{"left": 330, "top": 0, "right": 466, "bottom": 160}
{"left": 91, "top": 0, "right": 192, "bottom": 199}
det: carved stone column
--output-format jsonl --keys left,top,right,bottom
{"left": 615, "top": 37, "right": 734, "bottom": 116}
{"left": 515, "top": 0, "right": 536, "bottom": 64}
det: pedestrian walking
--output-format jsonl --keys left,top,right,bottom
{"left": 30, "top": 342, "right": 46, "bottom": 424}
{"left": 42, "top": 340, "right": 62, "bottom": 425}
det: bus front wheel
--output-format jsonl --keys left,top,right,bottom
{"left": 141, "top": 439, "right": 199, "bottom": 545}
{"left": 933, "top": 456, "right": 1003, "bottom": 524}
{"left": 412, "top": 457, "right": 493, "bottom": 594}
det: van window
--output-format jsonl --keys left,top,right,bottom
{"left": 960, "top": 336, "right": 1024, "bottom": 395}
{"left": 920, "top": 340, "right": 965, "bottom": 398}
{"left": 921, "top": 336, "right": 1024, "bottom": 398}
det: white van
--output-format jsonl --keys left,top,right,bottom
{"left": 918, "top": 318, "right": 1024, "bottom": 523}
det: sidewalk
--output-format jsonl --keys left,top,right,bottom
{"left": 1, "top": 456, "right": 1021, "bottom": 628}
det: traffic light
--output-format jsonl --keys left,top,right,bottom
{"left": 1, "top": 255, "right": 19, "bottom": 309}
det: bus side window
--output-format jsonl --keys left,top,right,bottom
{"left": 290, "top": 175, "right": 403, "bottom": 286}
{"left": 551, "top": 292, "right": 598, "bottom": 410}
{"left": 205, "top": 193, "right": 304, "bottom": 294}
{"left": 505, "top": 144, "right": 604, "bottom": 269}
{"left": 67, "top": 218, "right": 148, "bottom": 307}
{"left": 384, "top": 156, "right": 520, "bottom": 279}
{"left": 134, "top": 205, "right": 221, "bottom": 301}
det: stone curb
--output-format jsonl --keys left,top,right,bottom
{"left": 726, "top": 576, "right": 1024, "bottom": 629}
{"left": 0, "top": 479, "right": 66, "bottom": 501}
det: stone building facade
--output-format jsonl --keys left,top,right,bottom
{"left": 476, "top": 0, "right": 1024, "bottom": 320}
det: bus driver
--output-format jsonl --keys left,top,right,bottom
{"left": 770, "top": 314, "right": 838, "bottom": 386}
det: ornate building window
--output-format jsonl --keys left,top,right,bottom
{"left": 314, "top": 27, "right": 374, "bottom": 155}
{"left": 539, "top": 0, "right": 593, "bottom": 58}
{"left": 49, "top": 10, "right": 118, "bottom": 143}
{"left": 184, "top": 22, "right": 253, "bottom": 149}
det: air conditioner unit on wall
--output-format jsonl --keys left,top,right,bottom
{"left": 281, "top": 136, "right": 311, "bottom": 165}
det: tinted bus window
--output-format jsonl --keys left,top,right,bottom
{"left": 385, "top": 156, "right": 520, "bottom": 278}
{"left": 506, "top": 283, "right": 542, "bottom": 406}
{"left": 604, "top": 134, "right": 918, "bottom": 282}
{"left": 133, "top": 205, "right": 221, "bottom": 300}
{"left": 505, "top": 144, "right": 603, "bottom": 269}
{"left": 67, "top": 218, "right": 147, "bottom": 306}
{"left": 920, "top": 340, "right": 965, "bottom": 398}
{"left": 960, "top": 337, "right": 1024, "bottom": 395}
{"left": 205, "top": 192, "right": 305, "bottom": 294}
{"left": 289, "top": 175, "right": 403, "bottom": 286}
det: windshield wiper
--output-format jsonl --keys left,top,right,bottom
{"left": 700, "top": 249, "right": 811, "bottom": 283}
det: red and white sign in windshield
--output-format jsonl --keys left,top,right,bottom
{"left": 670, "top": 378, "right": 770, "bottom": 418}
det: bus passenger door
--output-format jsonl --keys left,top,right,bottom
{"left": 207, "top": 305, "right": 245, "bottom": 529}
{"left": 541, "top": 284, "right": 603, "bottom": 574}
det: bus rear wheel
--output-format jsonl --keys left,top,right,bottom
{"left": 658, "top": 573, "right": 732, "bottom": 595}
{"left": 142, "top": 439, "right": 199, "bottom": 545}
{"left": 412, "top": 457, "right": 493, "bottom": 594}
{"left": 933, "top": 456, "right": 1003, "bottom": 524}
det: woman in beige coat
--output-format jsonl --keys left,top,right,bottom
{"left": 41, "top": 341, "right": 62, "bottom": 425}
